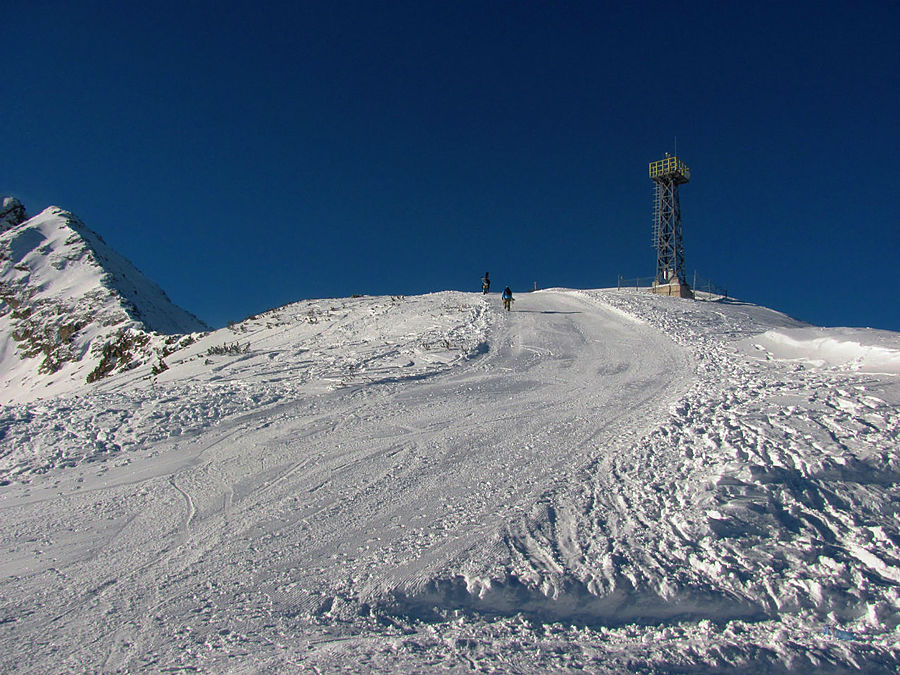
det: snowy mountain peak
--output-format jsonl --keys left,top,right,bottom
{"left": 0, "top": 201, "right": 207, "bottom": 401}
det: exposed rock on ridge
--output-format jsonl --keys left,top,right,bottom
{"left": 0, "top": 199, "right": 207, "bottom": 401}
{"left": 0, "top": 197, "right": 27, "bottom": 233}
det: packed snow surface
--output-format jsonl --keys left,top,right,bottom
{"left": 1, "top": 289, "right": 898, "bottom": 672}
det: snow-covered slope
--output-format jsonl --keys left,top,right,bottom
{"left": 0, "top": 288, "right": 898, "bottom": 672}
{"left": 0, "top": 201, "right": 207, "bottom": 402}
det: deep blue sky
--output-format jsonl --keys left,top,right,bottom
{"left": 4, "top": 1, "right": 899, "bottom": 329}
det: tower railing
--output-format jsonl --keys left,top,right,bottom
{"left": 649, "top": 156, "right": 691, "bottom": 183}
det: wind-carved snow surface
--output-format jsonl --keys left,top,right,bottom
{"left": 738, "top": 326, "right": 900, "bottom": 375}
{"left": 0, "top": 288, "right": 898, "bottom": 672}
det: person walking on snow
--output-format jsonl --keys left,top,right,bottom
{"left": 481, "top": 272, "right": 490, "bottom": 294}
{"left": 501, "top": 286, "right": 513, "bottom": 311}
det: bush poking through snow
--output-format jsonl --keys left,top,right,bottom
{"left": 86, "top": 329, "right": 150, "bottom": 383}
{"left": 206, "top": 342, "right": 250, "bottom": 356}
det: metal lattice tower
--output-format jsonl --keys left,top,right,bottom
{"left": 649, "top": 154, "right": 690, "bottom": 286}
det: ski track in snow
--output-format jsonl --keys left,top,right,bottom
{"left": 0, "top": 289, "right": 898, "bottom": 672}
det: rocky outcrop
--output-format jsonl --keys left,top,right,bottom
{"left": 0, "top": 197, "right": 27, "bottom": 233}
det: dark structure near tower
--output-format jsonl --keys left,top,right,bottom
{"left": 649, "top": 154, "right": 693, "bottom": 298}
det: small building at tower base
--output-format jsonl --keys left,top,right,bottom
{"left": 650, "top": 279, "right": 694, "bottom": 299}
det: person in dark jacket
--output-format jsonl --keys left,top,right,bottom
{"left": 481, "top": 272, "right": 490, "bottom": 294}
{"left": 501, "top": 286, "right": 513, "bottom": 311}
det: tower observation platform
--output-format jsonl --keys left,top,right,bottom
{"left": 649, "top": 155, "right": 691, "bottom": 184}
{"left": 649, "top": 153, "right": 693, "bottom": 299}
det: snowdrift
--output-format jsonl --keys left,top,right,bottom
{"left": 740, "top": 326, "right": 900, "bottom": 374}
